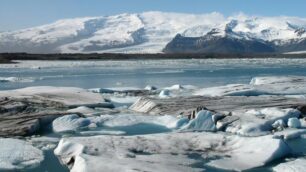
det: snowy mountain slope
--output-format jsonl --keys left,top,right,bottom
{"left": 165, "top": 15, "right": 306, "bottom": 53}
{"left": 1, "top": 12, "right": 306, "bottom": 53}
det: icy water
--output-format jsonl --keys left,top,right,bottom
{"left": 1, "top": 58, "right": 306, "bottom": 172}
{"left": 1, "top": 58, "right": 306, "bottom": 90}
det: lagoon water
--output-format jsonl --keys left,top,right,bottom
{"left": 1, "top": 58, "right": 306, "bottom": 90}
{"left": 1, "top": 58, "right": 306, "bottom": 172}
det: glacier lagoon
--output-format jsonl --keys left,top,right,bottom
{"left": 1, "top": 58, "right": 306, "bottom": 172}
{"left": 1, "top": 58, "right": 306, "bottom": 90}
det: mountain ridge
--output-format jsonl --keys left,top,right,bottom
{"left": 1, "top": 11, "right": 306, "bottom": 54}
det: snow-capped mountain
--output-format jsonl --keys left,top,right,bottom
{"left": 1, "top": 12, "right": 306, "bottom": 54}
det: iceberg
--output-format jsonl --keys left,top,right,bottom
{"left": 0, "top": 138, "right": 44, "bottom": 170}
{"left": 182, "top": 110, "right": 217, "bottom": 131}
{"left": 194, "top": 76, "right": 306, "bottom": 96}
{"left": 52, "top": 114, "right": 91, "bottom": 133}
{"left": 224, "top": 108, "right": 301, "bottom": 136}
{"left": 288, "top": 117, "right": 302, "bottom": 128}
{"left": 54, "top": 132, "right": 290, "bottom": 172}
{"left": 273, "top": 158, "right": 306, "bottom": 172}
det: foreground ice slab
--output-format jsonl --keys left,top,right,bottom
{"left": 54, "top": 132, "right": 290, "bottom": 172}
{"left": 273, "top": 158, "right": 306, "bottom": 172}
{"left": 0, "top": 138, "right": 44, "bottom": 170}
{"left": 0, "top": 86, "right": 110, "bottom": 108}
{"left": 0, "top": 86, "right": 113, "bottom": 136}
{"left": 223, "top": 108, "right": 301, "bottom": 136}
{"left": 195, "top": 76, "right": 306, "bottom": 96}
{"left": 130, "top": 96, "right": 305, "bottom": 116}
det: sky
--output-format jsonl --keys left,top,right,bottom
{"left": 1, "top": 0, "right": 306, "bottom": 31}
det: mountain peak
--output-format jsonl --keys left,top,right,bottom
{"left": 1, "top": 12, "right": 306, "bottom": 54}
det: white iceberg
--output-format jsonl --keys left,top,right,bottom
{"left": 273, "top": 158, "right": 306, "bottom": 172}
{"left": 207, "top": 135, "right": 290, "bottom": 171}
{"left": 52, "top": 114, "right": 91, "bottom": 133}
{"left": 54, "top": 132, "right": 290, "bottom": 172}
{"left": 195, "top": 76, "right": 306, "bottom": 96}
{"left": 182, "top": 110, "right": 217, "bottom": 131}
{"left": 224, "top": 108, "right": 301, "bottom": 136}
{"left": 0, "top": 138, "right": 44, "bottom": 170}
{"left": 0, "top": 86, "right": 111, "bottom": 108}
{"left": 288, "top": 118, "right": 302, "bottom": 128}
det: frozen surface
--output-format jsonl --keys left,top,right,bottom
{"left": 273, "top": 158, "right": 306, "bottom": 172}
{"left": 0, "top": 138, "right": 44, "bottom": 170}
{"left": 195, "top": 76, "right": 306, "bottom": 96}
{"left": 288, "top": 118, "right": 302, "bottom": 128}
{"left": 224, "top": 108, "right": 301, "bottom": 136}
{"left": 54, "top": 132, "right": 290, "bottom": 172}
{"left": 207, "top": 135, "right": 290, "bottom": 171}
{"left": 182, "top": 110, "right": 217, "bottom": 131}
{"left": 0, "top": 86, "right": 108, "bottom": 107}
{"left": 52, "top": 114, "right": 91, "bottom": 133}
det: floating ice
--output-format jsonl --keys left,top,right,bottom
{"left": 288, "top": 118, "right": 302, "bottom": 128}
{"left": 0, "top": 138, "right": 44, "bottom": 171}
{"left": 207, "top": 135, "right": 290, "bottom": 171}
{"left": 272, "top": 119, "right": 286, "bottom": 131}
{"left": 225, "top": 108, "right": 301, "bottom": 136}
{"left": 195, "top": 76, "right": 306, "bottom": 96}
{"left": 52, "top": 114, "right": 91, "bottom": 133}
{"left": 182, "top": 110, "right": 217, "bottom": 131}
{"left": 273, "top": 158, "right": 306, "bottom": 172}
{"left": 0, "top": 77, "right": 35, "bottom": 83}
{"left": 54, "top": 132, "right": 290, "bottom": 172}
{"left": 159, "top": 89, "right": 170, "bottom": 98}
{"left": 0, "top": 86, "right": 111, "bottom": 108}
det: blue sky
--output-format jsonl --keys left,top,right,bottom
{"left": 1, "top": 0, "right": 306, "bottom": 31}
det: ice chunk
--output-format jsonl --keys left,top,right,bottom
{"left": 0, "top": 86, "right": 110, "bottom": 108}
{"left": 165, "top": 84, "right": 183, "bottom": 90}
{"left": 250, "top": 76, "right": 306, "bottom": 85}
{"left": 273, "top": 158, "right": 306, "bottom": 172}
{"left": 67, "top": 106, "right": 99, "bottom": 117}
{"left": 272, "top": 119, "right": 286, "bottom": 131}
{"left": 207, "top": 135, "right": 290, "bottom": 171}
{"left": 54, "top": 132, "right": 290, "bottom": 172}
{"left": 144, "top": 85, "right": 157, "bottom": 90}
{"left": 225, "top": 108, "right": 301, "bottom": 136}
{"left": 195, "top": 76, "right": 306, "bottom": 96}
{"left": 0, "top": 138, "right": 44, "bottom": 170}
{"left": 182, "top": 110, "right": 216, "bottom": 131}
{"left": 52, "top": 114, "right": 91, "bottom": 133}
{"left": 90, "top": 114, "right": 181, "bottom": 135}
{"left": 274, "top": 129, "right": 306, "bottom": 140}
{"left": 159, "top": 89, "right": 170, "bottom": 98}
{"left": 288, "top": 118, "right": 302, "bottom": 128}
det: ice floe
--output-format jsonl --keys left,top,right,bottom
{"left": 182, "top": 110, "right": 217, "bottom": 131}
{"left": 0, "top": 86, "right": 112, "bottom": 108}
{"left": 0, "top": 138, "right": 44, "bottom": 170}
{"left": 54, "top": 132, "right": 290, "bottom": 172}
{"left": 273, "top": 158, "right": 306, "bottom": 172}
{"left": 0, "top": 76, "right": 35, "bottom": 83}
{"left": 195, "top": 76, "right": 306, "bottom": 96}
{"left": 52, "top": 114, "right": 91, "bottom": 133}
{"left": 288, "top": 117, "right": 302, "bottom": 128}
{"left": 223, "top": 108, "right": 301, "bottom": 136}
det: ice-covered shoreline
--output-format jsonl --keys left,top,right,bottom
{"left": 2, "top": 58, "right": 306, "bottom": 69}
{"left": 1, "top": 76, "right": 306, "bottom": 171}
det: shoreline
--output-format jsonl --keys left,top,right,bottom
{"left": 1, "top": 53, "right": 306, "bottom": 63}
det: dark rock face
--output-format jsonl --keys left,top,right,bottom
{"left": 163, "top": 33, "right": 306, "bottom": 54}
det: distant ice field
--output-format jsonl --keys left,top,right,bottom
{"left": 1, "top": 58, "right": 306, "bottom": 90}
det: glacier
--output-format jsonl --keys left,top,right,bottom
{"left": 1, "top": 11, "right": 306, "bottom": 53}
